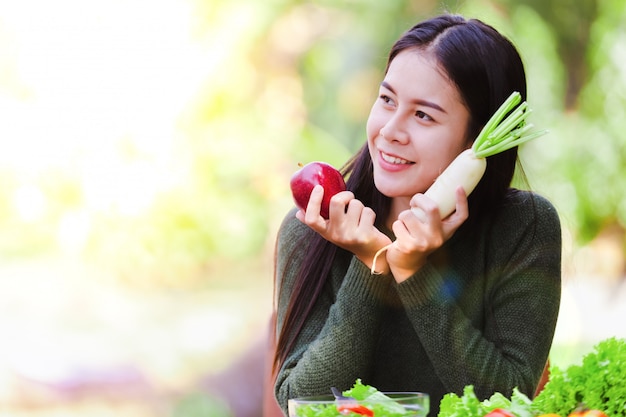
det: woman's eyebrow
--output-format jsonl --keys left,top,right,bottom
{"left": 381, "top": 80, "right": 447, "bottom": 113}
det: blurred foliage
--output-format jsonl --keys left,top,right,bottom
{"left": 500, "top": 0, "right": 626, "bottom": 246}
{"left": 0, "top": 0, "right": 625, "bottom": 286}
{"left": 170, "top": 392, "right": 232, "bottom": 417}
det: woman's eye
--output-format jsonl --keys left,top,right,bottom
{"left": 416, "top": 110, "right": 433, "bottom": 121}
{"left": 380, "top": 94, "right": 393, "bottom": 105}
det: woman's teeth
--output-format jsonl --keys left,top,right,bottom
{"left": 381, "top": 152, "right": 412, "bottom": 165}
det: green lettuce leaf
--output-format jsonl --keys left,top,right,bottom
{"left": 438, "top": 385, "right": 533, "bottom": 417}
{"left": 532, "top": 337, "right": 626, "bottom": 417}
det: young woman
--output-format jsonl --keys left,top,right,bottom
{"left": 272, "top": 13, "right": 561, "bottom": 415}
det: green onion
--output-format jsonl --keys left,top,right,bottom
{"left": 471, "top": 91, "right": 547, "bottom": 158}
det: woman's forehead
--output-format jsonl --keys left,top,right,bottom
{"left": 384, "top": 50, "right": 461, "bottom": 104}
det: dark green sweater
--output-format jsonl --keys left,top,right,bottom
{"left": 274, "top": 190, "right": 561, "bottom": 416}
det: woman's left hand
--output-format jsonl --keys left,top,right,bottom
{"left": 386, "top": 187, "right": 469, "bottom": 282}
{"left": 296, "top": 185, "right": 393, "bottom": 273}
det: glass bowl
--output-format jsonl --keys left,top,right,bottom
{"left": 288, "top": 392, "right": 429, "bottom": 417}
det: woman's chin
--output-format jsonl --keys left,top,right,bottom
{"left": 374, "top": 181, "right": 415, "bottom": 200}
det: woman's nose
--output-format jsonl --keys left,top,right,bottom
{"left": 379, "top": 115, "right": 410, "bottom": 144}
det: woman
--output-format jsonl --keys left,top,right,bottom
{"left": 272, "top": 14, "right": 561, "bottom": 415}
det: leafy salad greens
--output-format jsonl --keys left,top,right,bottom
{"left": 291, "top": 379, "right": 425, "bottom": 417}
{"left": 440, "top": 337, "right": 626, "bottom": 417}
{"left": 292, "top": 338, "right": 626, "bottom": 417}
{"left": 438, "top": 385, "right": 534, "bottom": 417}
{"left": 533, "top": 337, "right": 626, "bottom": 417}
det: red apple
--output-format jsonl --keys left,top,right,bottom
{"left": 290, "top": 161, "right": 346, "bottom": 219}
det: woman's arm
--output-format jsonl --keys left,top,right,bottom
{"left": 395, "top": 193, "right": 561, "bottom": 398}
{"left": 273, "top": 212, "right": 393, "bottom": 411}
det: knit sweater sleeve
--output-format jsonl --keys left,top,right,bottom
{"left": 395, "top": 191, "right": 561, "bottom": 400}
{"left": 273, "top": 210, "right": 393, "bottom": 411}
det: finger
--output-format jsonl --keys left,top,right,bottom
{"left": 409, "top": 192, "right": 423, "bottom": 209}
{"left": 409, "top": 193, "right": 425, "bottom": 222}
{"left": 359, "top": 206, "right": 377, "bottom": 227}
{"left": 328, "top": 190, "right": 355, "bottom": 218}
{"left": 397, "top": 209, "right": 423, "bottom": 232}
{"left": 303, "top": 185, "right": 324, "bottom": 223}
{"left": 391, "top": 217, "right": 412, "bottom": 244}
{"left": 452, "top": 186, "right": 469, "bottom": 220}
{"left": 442, "top": 187, "right": 468, "bottom": 224}
{"left": 441, "top": 187, "right": 469, "bottom": 238}
{"left": 295, "top": 209, "right": 305, "bottom": 222}
{"left": 345, "top": 198, "right": 365, "bottom": 218}
{"left": 329, "top": 190, "right": 356, "bottom": 206}
{"left": 410, "top": 193, "right": 440, "bottom": 223}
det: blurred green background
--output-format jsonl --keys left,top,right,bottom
{"left": 0, "top": 0, "right": 625, "bottom": 416}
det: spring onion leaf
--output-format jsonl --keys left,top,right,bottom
{"left": 471, "top": 91, "right": 547, "bottom": 158}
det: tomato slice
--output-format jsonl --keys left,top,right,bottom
{"left": 568, "top": 409, "right": 609, "bottom": 417}
{"left": 484, "top": 408, "right": 516, "bottom": 417}
{"left": 337, "top": 404, "right": 375, "bottom": 417}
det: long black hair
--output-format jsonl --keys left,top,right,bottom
{"left": 274, "top": 14, "right": 528, "bottom": 372}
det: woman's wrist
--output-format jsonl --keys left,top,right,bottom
{"left": 354, "top": 243, "right": 392, "bottom": 275}
{"left": 389, "top": 258, "right": 426, "bottom": 283}
{"left": 358, "top": 253, "right": 390, "bottom": 275}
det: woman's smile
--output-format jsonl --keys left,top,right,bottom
{"left": 379, "top": 150, "right": 414, "bottom": 166}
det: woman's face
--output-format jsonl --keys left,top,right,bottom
{"left": 366, "top": 49, "right": 472, "bottom": 208}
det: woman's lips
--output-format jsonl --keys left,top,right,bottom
{"left": 381, "top": 151, "right": 412, "bottom": 165}
{"left": 378, "top": 151, "right": 414, "bottom": 172}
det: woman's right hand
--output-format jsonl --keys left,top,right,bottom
{"left": 386, "top": 186, "right": 469, "bottom": 282}
{"left": 296, "top": 185, "right": 393, "bottom": 274}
